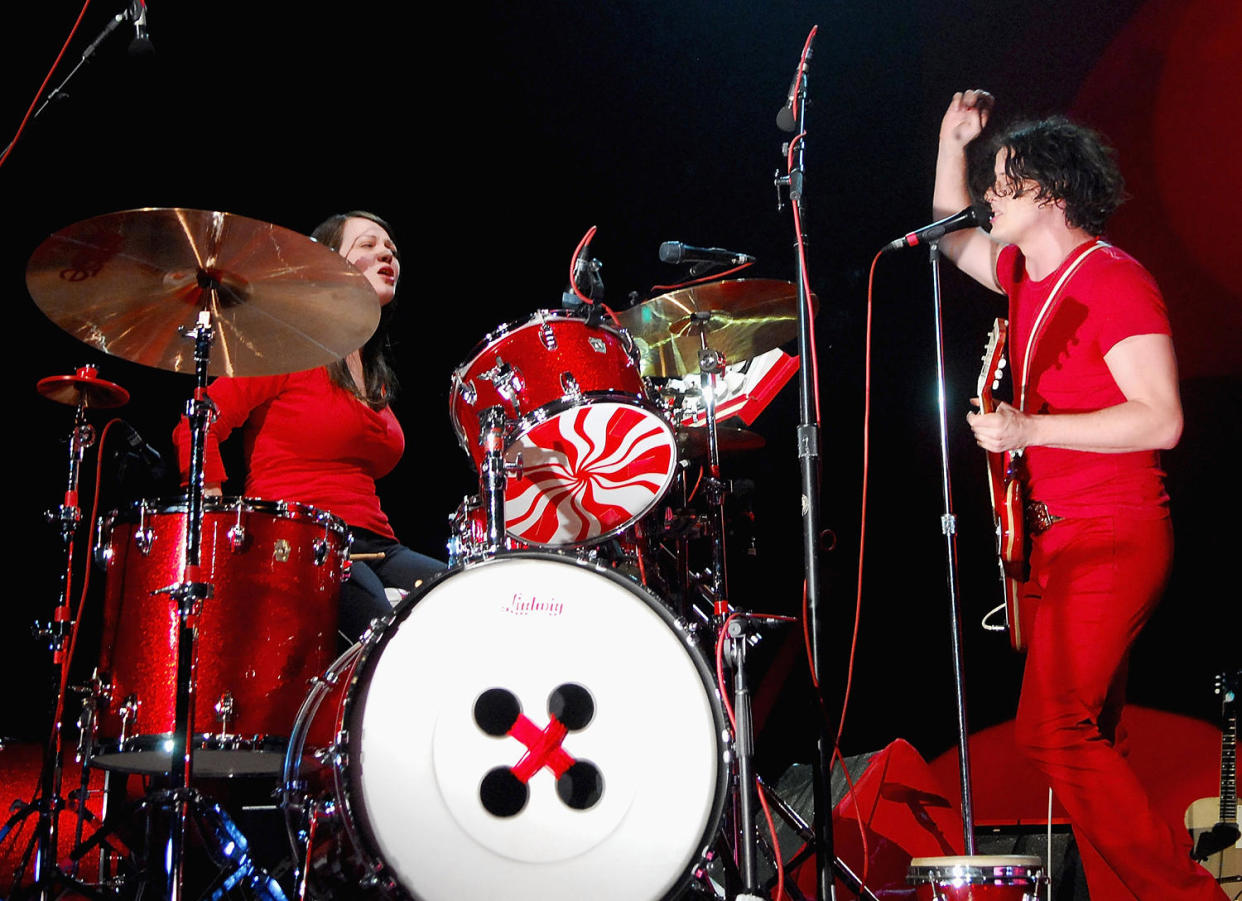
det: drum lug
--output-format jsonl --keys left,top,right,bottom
{"left": 134, "top": 500, "right": 153, "bottom": 556}
{"left": 538, "top": 320, "right": 558, "bottom": 350}
{"left": 454, "top": 371, "right": 478, "bottom": 407}
{"left": 74, "top": 695, "right": 96, "bottom": 762}
{"left": 559, "top": 371, "right": 581, "bottom": 397}
{"left": 226, "top": 523, "right": 247, "bottom": 551}
{"left": 312, "top": 537, "right": 329, "bottom": 566}
{"left": 118, "top": 694, "right": 140, "bottom": 742}
{"left": 227, "top": 500, "right": 248, "bottom": 551}
{"left": 94, "top": 514, "right": 114, "bottom": 566}
{"left": 214, "top": 690, "right": 236, "bottom": 734}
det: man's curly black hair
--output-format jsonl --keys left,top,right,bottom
{"left": 968, "top": 117, "right": 1127, "bottom": 237}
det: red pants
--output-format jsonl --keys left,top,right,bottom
{"left": 1014, "top": 515, "right": 1225, "bottom": 900}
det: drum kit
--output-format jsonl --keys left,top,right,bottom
{"left": 6, "top": 206, "right": 882, "bottom": 901}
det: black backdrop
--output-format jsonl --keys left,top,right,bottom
{"left": 3, "top": 1, "right": 1237, "bottom": 781}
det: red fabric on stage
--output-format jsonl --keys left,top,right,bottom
{"left": 789, "top": 739, "right": 966, "bottom": 899}
{"left": 172, "top": 368, "right": 403, "bottom": 538}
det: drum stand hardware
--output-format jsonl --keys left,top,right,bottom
{"left": 754, "top": 776, "right": 883, "bottom": 901}
{"left": 1, "top": 366, "right": 128, "bottom": 901}
{"left": 479, "top": 405, "right": 516, "bottom": 554}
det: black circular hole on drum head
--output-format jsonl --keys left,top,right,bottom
{"left": 556, "top": 760, "right": 603, "bottom": 810}
{"left": 480, "top": 767, "right": 528, "bottom": 818}
{"left": 474, "top": 688, "right": 521, "bottom": 736}
{"left": 548, "top": 683, "right": 594, "bottom": 731}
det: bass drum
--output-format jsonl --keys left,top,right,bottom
{"left": 286, "top": 553, "right": 727, "bottom": 900}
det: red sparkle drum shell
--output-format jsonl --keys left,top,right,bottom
{"left": 449, "top": 310, "right": 678, "bottom": 547}
{"left": 908, "top": 855, "right": 1045, "bottom": 900}
{"left": 95, "top": 497, "right": 348, "bottom": 776}
{"left": 286, "top": 553, "right": 728, "bottom": 900}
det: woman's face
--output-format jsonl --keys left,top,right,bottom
{"left": 338, "top": 216, "right": 399, "bottom": 305}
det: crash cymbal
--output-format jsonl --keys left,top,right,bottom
{"left": 616, "top": 278, "right": 815, "bottom": 378}
{"left": 677, "top": 424, "right": 766, "bottom": 458}
{"left": 36, "top": 365, "right": 130, "bottom": 408}
{"left": 26, "top": 208, "right": 380, "bottom": 377}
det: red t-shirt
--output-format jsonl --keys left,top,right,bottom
{"left": 997, "top": 240, "right": 1171, "bottom": 519}
{"left": 173, "top": 368, "right": 403, "bottom": 537}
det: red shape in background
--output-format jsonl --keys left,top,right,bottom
{"left": 1073, "top": 0, "right": 1242, "bottom": 379}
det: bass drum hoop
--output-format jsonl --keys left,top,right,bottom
{"left": 333, "top": 552, "right": 728, "bottom": 900}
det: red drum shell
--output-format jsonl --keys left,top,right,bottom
{"left": 908, "top": 855, "right": 1044, "bottom": 901}
{"left": 95, "top": 497, "right": 347, "bottom": 776}
{"left": 449, "top": 309, "right": 645, "bottom": 464}
{"left": 450, "top": 311, "right": 678, "bottom": 547}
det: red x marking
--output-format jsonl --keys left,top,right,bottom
{"left": 508, "top": 713, "right": 575, "bottom": 782}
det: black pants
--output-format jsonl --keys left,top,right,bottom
{"left": 339, "top": 527, "right": 446, "bottom": 641}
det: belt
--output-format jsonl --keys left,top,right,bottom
{"left": 1025, "top": 500, "right": 1064, "bottom": 536}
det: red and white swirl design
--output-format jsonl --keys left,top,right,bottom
{"left": 505, "top": 402, "right": 676, "bottom": 546}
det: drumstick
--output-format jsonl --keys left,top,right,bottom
{"left": 349, "top": 552, "right": 387, "bottom": 561}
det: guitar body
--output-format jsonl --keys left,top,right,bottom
{"left": 1185, "top": 671, "right": 1240, "bottom": 885}
{"left": 1185, "top": 796, "right": 1241, "bottom": 882}
{"left": 977, "top": 319, "right": 1029, "bottom": 651}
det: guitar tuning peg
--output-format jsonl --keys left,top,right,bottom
{"left": 998, "top": 358, "right": 1007, "bottom": 369}
{"left": 992, "top": 378, "right": 1001, "bottom": 390}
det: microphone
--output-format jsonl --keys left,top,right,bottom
{"left": 659, "top": 241, "right": 756, "bottom": 266}
{"left": 116, "top": 422, "right": 165, "bottom": 475}
{"left": 775, "top": 32, "right": 816, "bottom": 133}
{"left": 883, "top": 201, "right": 991, "bottom": 253}
{"left": 127, "top": 0, "right": 153, "bottom": 57}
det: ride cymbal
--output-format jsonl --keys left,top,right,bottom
{"left": 27, "top": 208, "right": 380, "bottom": 377}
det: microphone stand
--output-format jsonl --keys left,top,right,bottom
{"left": 925, "top": 242, "right": 976, "bottom": 852}
{"left": 773, "top": 29, "right": 836, "bottom": 900}
{"left": 1, "top": 9, "right": 132, "bottom": 162}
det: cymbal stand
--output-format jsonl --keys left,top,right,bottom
{"left": 156, "top": 309, "right": 218, "bottom": 899}
{"left": 2, "top": 385, "right": 108, "bottom": 899}
{"left": 694, "top": 320, "right": 731, "bottom": 620}
{"left": 690, "top": 333, "right": 770, "bottom": 900}
{"left": 723, "top": 616, "right": 761, "bottom": 898}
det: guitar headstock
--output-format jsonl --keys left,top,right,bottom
{"left": 977, "top": 318, "right": 1009, "bottom": 415}
{"left": 1217, "top": 669, "right": 1239, "bottom": 712}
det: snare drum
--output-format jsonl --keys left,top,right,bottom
{"left": 450, "top": 310, "right": 678, "bottom": 547}
{"left": 284, "top": 553, "right": 727, "bottom": 900}
{"left": 908, "top": 855, "right": 1045, "bottom": 901}
{"left": 94, "top": 497, "right": 349, "bottom": 776}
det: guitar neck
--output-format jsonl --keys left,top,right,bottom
{"left": 1221, "top": 706, "right": 1238, "bottom": 824}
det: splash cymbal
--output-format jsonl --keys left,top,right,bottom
{"left": 26, "top": 208, "right": 380, "bottom": 377}
{"left": 36, "top": 366, "right": 129, "bottom": 408}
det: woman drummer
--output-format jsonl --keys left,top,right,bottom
{"left": 173, "top": 211, "right": 445, "bottom": 640}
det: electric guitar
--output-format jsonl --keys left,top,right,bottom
{"left": 976, "top": 319, "right": 1029, "bottom": 651}
{"left": 1185, "top": 670, "right": 1241, "bottom": 884}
